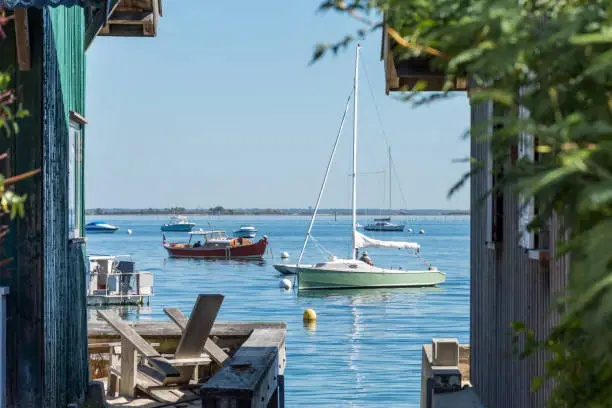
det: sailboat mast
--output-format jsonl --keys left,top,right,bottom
{"left": 351, "top": 43, "right": 360, "bottom": 260}
{"left": 389, "top": 146, "right": 392, "bottom": 211}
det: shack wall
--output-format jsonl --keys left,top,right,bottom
{"left": 0, "top": 7, "right": 88, "bottom": 407}
{"left": 469, "top": 97, "right": 568, "bottom": 408}
{"left": 43, "top": 6, "right": 88, "bottom": 407}
{"left": 0, "top": 9, "right": 46, "bottom": 407}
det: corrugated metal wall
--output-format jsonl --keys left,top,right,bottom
{"left": 470, "top": 97, "right": 569, "bottom": 408}
{"left": 42, "top": 6, "right": 88, "bottom": 408}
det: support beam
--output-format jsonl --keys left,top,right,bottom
{"left": 14, "top": 8, "right": 30, "bottom": 71}
{"left": 84, "top": 0, "right": 121, "bottom": 51}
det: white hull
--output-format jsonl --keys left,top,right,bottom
{"left": 273, "top": 263, "right": 314, "bottom": 275}
{"left": 295, "top": 259, "right": 445, "bottom": 290}
{"left": 87, "top": 294, "right": 150, "bottom": 306}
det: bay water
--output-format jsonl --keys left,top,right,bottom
{"left": 86, "top": 214, "right": 469, "bottom": 407}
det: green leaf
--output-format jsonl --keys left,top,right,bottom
{"left": 577, "top": 182, "right": 612, "bottom": 213}
{"left": 570, "top": 30, "right": 612, "bottom": 45}
{"left": 530, "top": 376, "right": 545, "bottom": 392}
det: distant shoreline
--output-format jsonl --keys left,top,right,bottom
{"left": 86, "top": 209, "right": 470, "bottom": 217}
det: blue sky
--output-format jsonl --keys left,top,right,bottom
{"left": 85, "top": 0, "right": 470, "bottom": 210}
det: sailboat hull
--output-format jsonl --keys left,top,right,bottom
{"left": 363, "top": 224, "right": 405, "bottom": 232}
{"left": 296, "top": 260, "right": 446, "bottom": 290}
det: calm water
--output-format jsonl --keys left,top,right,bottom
{"left": 86, "top": 215, "right": 470, "bottom": 407}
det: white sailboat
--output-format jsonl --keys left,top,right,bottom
{"left": 273, "top": 44, "right": 445, "bottom": 290}
{"left": 364, "top": 147, "right": 406, "bottom": 232}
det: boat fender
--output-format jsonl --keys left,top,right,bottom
{"left": 279, "top": 278, "right": 292, "bottom": 290}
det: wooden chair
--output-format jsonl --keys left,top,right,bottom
{"left": 97, "top": 293, "right": 224, "bottom": 402}
{"left": 163, "top": 306, "right": 230, "bottom": 367}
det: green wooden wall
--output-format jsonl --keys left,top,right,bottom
{"left": 43, "top": 6, "right": 89, "bottom": 407}
{"left": 48, "top": 5, "right": 86, "bottom": 237}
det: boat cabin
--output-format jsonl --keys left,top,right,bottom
{"left": 87, "top": 255, "right": 154, "bottom": 306}
{"left": 184, "top": 229, "right": 252, "bottom": 249}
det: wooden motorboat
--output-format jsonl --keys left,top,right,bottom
{"left": 163, "top": 229, "right": 268, "bottom": 259}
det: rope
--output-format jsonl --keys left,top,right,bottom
{"left": 309, "top": 234, "right": 335, "bottom": 258}
{"left": 414, "top": 251, "right": 433, "bottom": 269}
{"left": 296, "top": 86, "right": 353, "bottom": 270}
{"left": 361, "top": 59, "right": 411, "bottom": 211}
{"left": 267, "top": 246, "right": 274, "bottom": 260}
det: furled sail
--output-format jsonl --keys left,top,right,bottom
{"left": 353, "top": 230, "right": 420, "bottom": 250}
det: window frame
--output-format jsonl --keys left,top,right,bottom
{"left": 68, "top": 111, "right": 87, "bottom": 241}
{"left": 517, "top": 88, "right": 549, "bottom": 257}
{"left": 485, "top": 100, "right": 494, "bottom": 247}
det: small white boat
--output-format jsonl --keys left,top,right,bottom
{"left": 364, "top": 217, "right": 405, "bottom": 232}
{"left": 86, "top": 221, "right": 119, "bottom": 233}
{"left": 161, "top": 215, "right": 196, "bottom": 232}
{"left": 233, "top": 225, "right": 257, "bottom": 238}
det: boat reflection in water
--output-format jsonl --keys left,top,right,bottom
{"left": 298, "top": 286, "right": 445, "bottom": 393}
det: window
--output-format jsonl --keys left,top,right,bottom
{"left": 517, "top": 88, "right": 549, "bottom": 256}
{"left": 68, "top": 111, "right": 86, "bottom": 240}
{"left": 486, "top": 101, "right": 507, "bottom": 246}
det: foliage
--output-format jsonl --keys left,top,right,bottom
{"left": 313, "top": 0, "right": 612, "bottom": 406}
{"left": 0, "top": 9, "right": 37, "bottom": 270}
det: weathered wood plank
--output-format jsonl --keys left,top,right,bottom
{"left": 97, "top": 310, "right": 180, "bottom": 378}
{"left": 89, "top": 321, "right": 286, "bottom": 339}
{"left": 14, "top": 9, "right": 31, "bottom": 71}
{"left": 134, "top": 365, "right": 184, "bottom": 403}
{"left": 164, "top": 306, "right": 230, "bottom": 365}
{"left": 170, "top": 295, "right": 223, "bottom": 384}
{"left": 166, "top": 356, "right": 212, "bottom": 367}
{"left": 175, "top": 295, "right": 223, "bottom": 360}
{"left": 119, "top": 339, "right": 137, "bottom": 397}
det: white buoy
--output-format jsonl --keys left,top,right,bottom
{"left": 419, "top": 229, "right": 425, "bottom": 234}
{"left": 407, "top": 228, "right": 413, "bottom": 233}
{"left": 127, "top": 229, "right": 133, "bottom": 235}
{"left": 280, "top": 252, "right": 289, "bottom": 259}
{"left": 279, "top": 278, "right": 292, "bottom": 290}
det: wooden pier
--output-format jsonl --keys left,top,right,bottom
{"left": 88, "top": 295, "right": 286, "bottom": 408}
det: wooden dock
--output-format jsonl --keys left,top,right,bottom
{"left": 88, "top": 320, "right": 287, "bottom": 408}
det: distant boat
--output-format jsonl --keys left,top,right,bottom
{"left": 364, "top": 217, "right": 405, "bottom": 232}
{"left": 363, "top": 146, "right": 405, "bottom": 232}
{"left": 234, "top": 225, "right": 257, "bottom": 239}
{"left": 86, "top": 221, "right": 119, "bottom": 233}
{"left": 161, "top": 215, "right": 196, "bottom": 232}
{"left": 163, "top": 229, "right": 268, "bottom": 259}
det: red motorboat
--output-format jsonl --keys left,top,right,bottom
{"left": 163, "top": 229, "right": 268, "bottom": 259}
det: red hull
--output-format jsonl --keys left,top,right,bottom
{"left": 164, "top": 237, "right": 268, "bottom": 259}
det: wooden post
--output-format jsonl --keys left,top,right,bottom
{"left": 277, "top": 375, "right": 285, "bottom": 408}
{"left": 201, "top": 329, "right": 284, "bottom": 408}
{"left": 119, "top": 338, "right": 137, "bottom": 397}
{"left": 14, "top": 8, "right": 31, "bottom": 71}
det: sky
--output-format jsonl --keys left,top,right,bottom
{"left": 85, "top": 0, "right": 471, "bottom": 210}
